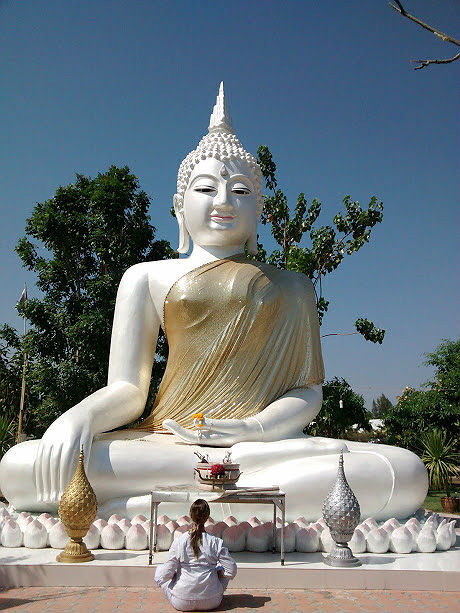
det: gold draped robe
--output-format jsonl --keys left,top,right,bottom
{"left": 137, "top": 254, "right": 324, "bottom": 432}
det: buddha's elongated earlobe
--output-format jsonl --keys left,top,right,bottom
{"left": 174, "top": 194, "right": 190, "bottom": 254}
{"left": 246, "top": 231, "right": 258, "bottom": 255}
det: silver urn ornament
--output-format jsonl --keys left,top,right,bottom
{"left": 322, "top": 451, "right": 361, "bottom": 567}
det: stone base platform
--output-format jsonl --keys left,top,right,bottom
{"left": 1, "top": 543, "right": 459, "bottom": 591}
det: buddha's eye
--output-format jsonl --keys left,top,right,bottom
{"left": 231, "top": 185, "right": 251, "bottom": 196}
{"left": 194, "top": 185, "right": 217, "bottom": 194}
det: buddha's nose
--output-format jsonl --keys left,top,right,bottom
{"left": 213, "top": 189, "right": 233, "bottom": 211}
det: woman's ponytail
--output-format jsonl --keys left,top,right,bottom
{"left": 189, "top": 499, "right": 210, "bottom": 559}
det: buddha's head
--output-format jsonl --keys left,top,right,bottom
{"left": 174, "top": 82, "right": 263, "bottom": 254}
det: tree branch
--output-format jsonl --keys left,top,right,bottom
{"left": 390, "top": 2, "right": 460, "bottom": 70}
{"left": 389, "top": 2, "right": 460, "bottom": 47}
{"left": 412, "top": 52, "right": 460, "bottom": 70}
{"left": 321, "top": 332, "right": 359, "bottom": 338}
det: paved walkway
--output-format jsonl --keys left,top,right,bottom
{"left": 0, "top": 588, "right": 459, "bottom": 613}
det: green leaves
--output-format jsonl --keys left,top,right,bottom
{"left": 2, "top": 166, "right": 175, "bottom": 437}
{"left": 0, "top": 416, "right": 15, "bottom": 459}
{"left": 420, "top": 429, "right": 460, "bottom": 496}
{"left": 256, "top": 145, "right": 385, "bottom": 343}
{"left": 305, "top": 377, "right": 371, "bottom": 438}
{"left": 423, "top": 338, "right": 460, "bottom": 406}
{"left": 354, "top": 318, "right": 386, "bottom": 344}
{"left": 383, "top": 384, "right": 460, "bottom": 455}
{"left": 257, "top": 145, "right": 277, "bottom": 191}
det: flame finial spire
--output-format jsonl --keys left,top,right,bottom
{"left": 208, "top": 82, "right": 233, "bottom": 133}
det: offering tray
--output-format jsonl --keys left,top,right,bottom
{"left": 194, "top": 462, "right": 241, "bottom": 491}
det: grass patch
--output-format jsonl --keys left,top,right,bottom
{"left": 424, "top": 491, "right": 460, "bottom": 515}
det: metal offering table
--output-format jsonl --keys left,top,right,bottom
{"left": 148, "top": 486, "right": 286, "bottom": 565}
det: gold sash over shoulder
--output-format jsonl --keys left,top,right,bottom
{"left": 136, "top": 254, "right": 324, "bottom": 432}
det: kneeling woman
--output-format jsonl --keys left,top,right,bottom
{"left": 155, "top": 499, "right": 237, "bottom": 611}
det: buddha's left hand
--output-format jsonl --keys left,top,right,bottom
{"left": 162, "top": 417, "right": 261, "bottom": 446}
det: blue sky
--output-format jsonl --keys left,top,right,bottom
{"left": 1, "top": 0, "right": 458, "bottom": 408}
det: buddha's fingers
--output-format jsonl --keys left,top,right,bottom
{"left": 163, "top": 419, "right": 235, "bottom": 446}
{"left": 50, "top": 445, "right": 62, "bottom": 502}
{"left": 61, "top": 440, "right": 79, "bottom": 499}
{"left": 40, "top": 444, "right": 52, "bottom": 502}
{"left": 33, "top": 443, "right": 45, "bottom": 502}
{"left": 163, "top": 420, "right": 199, "bottom": 443}
{"left": 203, "top": 417, "right": 246, "bottom": 433}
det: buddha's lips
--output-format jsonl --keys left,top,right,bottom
{"left": 211, "top": 214, "right": 235, "bottom": 221}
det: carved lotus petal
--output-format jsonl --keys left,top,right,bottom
{"left": 425, "top": 514, "right": 439, "bottom": 530}
{"left": 383, "top": 517, "right": 401, "bottom": 532}
{"left": 101, "top": 524, "right": 125, "bottom": 550}
{"left": 17, "top": 514, "right": 33, "bottom": 531}
{"left": 448, "top": 521, "right": 457, "bottom": 547}
{"left": 366, "top": 527, "right": 390, "bottom": 553}
{"left": 44, "top": 517, "right": 59, "bottom": 532}
{"left": 117, "top": 519, "right": 132, "bottom": 535}
{"left": 132, "top": 514, "right": 148, "bottom": 525}
{"left": 83, "top": 524, "right": 101, "bottom": 550}
{"left": 165, "top": 520, "right": 179, "bottom": 533}
{"left": 246, "top": 525, "right": 271, "bottom": 552}
{"left": 363, "top": 517, "right": 378, "bottom": 530}
{"left": 173, "top": 524, "right": 190, "bottom": 540}
{"left": 108, "top": 514, "right": 123, "bottom": 525}
{"left": 0, "top": 508, "right": 10, "bottom": 520}
{"left": 49, "top": 521, "right": 68, "bottom": 549}
{"left": 436, "top": 524, "right": 452, "bottom": 551}
{"left": 24, "top": 519, "right": 47, "bottom": 549}
{"left": 125, "top": 524, "right": 148, "bottom": 550}
{"left": 177, "top": 515, "right": 191, "bottom": 526}
{"left": 390, "top": 526, "right": 413, "bottom": 553}
{"left": 37, "top": 512, "right": 52, "bottom": 524}
{"left": 406, "top": 517, "right": 421, "bottom": 530}
{"left": 349, "top": 528, "right": 366, "bottom": 554}
{"left": 155, "top": 524, "right": 173, "bottom": 551}
{"left": 93, "top": 518, "right": 108, "bottom": 532}
{"left": 295, "top": 526, "right": 319, "bottom": 553}
{"left": 238, "top": 521, "right": 252, "bottom": 535}
{"left": 310, "top": 521, "right": 325, "bottom": 533}
{"left": 1, "top": 519, "right": 23, "bottom": 547}
{"left": 415, "top": 527, "right": 436, "bottom": 553}
{"left": 222, "top": 525, "right": 246, "bottom": 552}
{"left": 205, "top": 521, "right": 227, "bottom": 538}
{"left": 275, "top": 524, "right": 296, "bottom": 553}
{"left": 319, "top": 527, "right": 334, "bottom": 553}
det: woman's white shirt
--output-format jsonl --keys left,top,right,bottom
{"left": 154, "top": 532, "right": 237, "bottom": 601}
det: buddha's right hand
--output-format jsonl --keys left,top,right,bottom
{"left": 33, "top": 407, "right": 94, "bottom": 503}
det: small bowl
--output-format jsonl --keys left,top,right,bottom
{"left": 195, "top": 463, "right": 241, "bottom": 490}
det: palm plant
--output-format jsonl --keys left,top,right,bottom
{"left": 0, "top": 416, "right": 15, "bottom": 459}
{"left": 420, "top": 429, "right": 460, "bottom": 498}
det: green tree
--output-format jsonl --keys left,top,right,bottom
{"left": 372, "top": 393, "right": 393, "bottom": 418}
{"left": 424, "top": 338, "right": 460, "bottom": 405}
{"left": 1, "top": 166, "right": 175, "bottom": 438}
{"left": 255, "top": 146, "right": 385, "bottom": 343}
{"left": 0, "top": 324, "right": 23, "bottom": 425}
{"left": 306, "top": 377, "right": 371, "bottom": 439}
{"left": 383, "top": 339, "right": 460, "bottom": 453}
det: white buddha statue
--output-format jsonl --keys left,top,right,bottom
{"left": 0, "top": 83, "right": 428, "bottom": 522}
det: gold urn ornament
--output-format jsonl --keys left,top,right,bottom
{"left": 56, "top": 446, "right": 97, "bottom": 563}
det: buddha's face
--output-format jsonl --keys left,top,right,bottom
{"left": 180, "top": 157, "right": 259, "bottom": 250}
